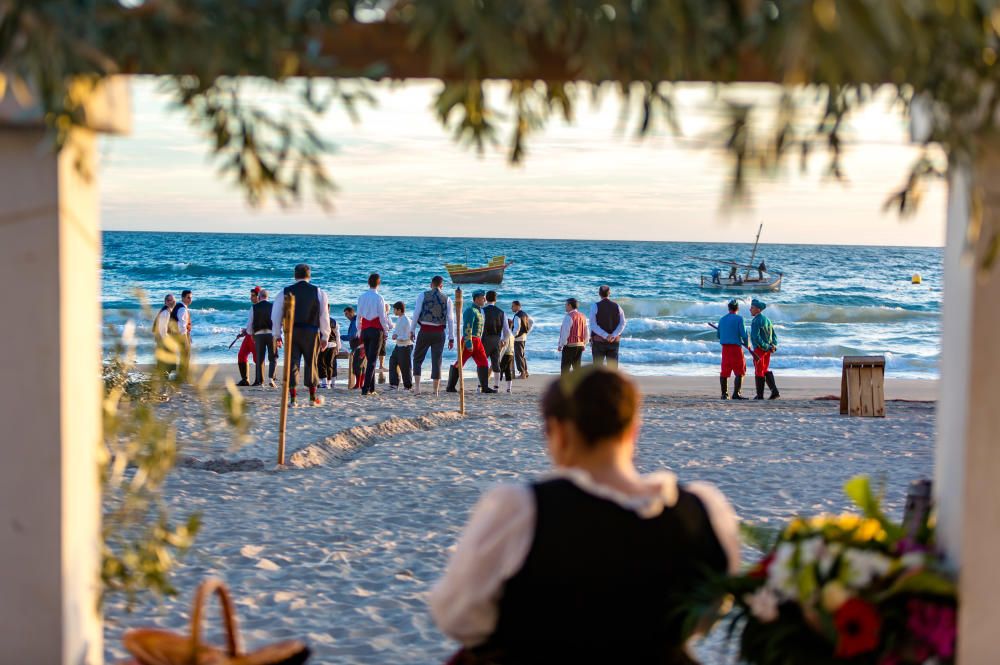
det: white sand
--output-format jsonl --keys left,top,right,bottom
{"left": 104, "top": 371, "right": 936, "bottom": 664}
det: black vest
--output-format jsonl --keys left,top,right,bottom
{"left": 514, "top": 310, "right": 531, "bottom": 335}
{"left": 479, "top": 479, "right": 726, "bottom": 665}
{"left": 482, "top": 304, "right": 505, "bottom": 337}
{"left": 284, "top": 281, "right": 320, "bottom": 330}
{"left": 252, "top": 300, "right": 272, "bottom": 333}
{"left": 169, "top": 303, "right": 185, "bottom": 322}
{"left": 594, "top": 298, "right": 621, "bottom": 340}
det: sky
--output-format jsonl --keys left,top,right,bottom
{"left": 100, "top": 78, "right": 947, "bottom": 246}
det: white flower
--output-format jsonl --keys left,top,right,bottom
{"left": 900, "top": 551, "right": 927, "bottom": 570}
{"left": 766, "top": 543, "right": 798, "bottom": 599}
{"left": 745, "top": 587, "right": 780, "bottom": 623}
{"left": 818, "top": 543, "right": 843, "bottom": 578}
{"left": 799, "top": 536, "right": 824, "bottom": 567}
{"left": 842, "top": 549, "right": 892, "bottom": 589}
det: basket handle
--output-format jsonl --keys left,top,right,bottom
{"left": 189, "top": 578, "right": 242, "bottom": 658}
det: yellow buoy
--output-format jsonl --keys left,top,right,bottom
{"left": 911, "top": 274, "right": 922, "bottom": 284}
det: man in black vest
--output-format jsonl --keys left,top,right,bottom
{"left": 271, "top": 264, "right": 331, "bottom": 407}
{"left": 481, "top": 290, "right": 506, "bottom": 388}
{"left": 511, "top": 300, "right": 532, "bottom": 379}
{"left": 250, "top": 289, "right": 277, "bottom": 387}
{"left": 589, "top": 285, "right": 627, "bottom": 368}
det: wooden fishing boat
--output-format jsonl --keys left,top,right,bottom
{"left": 700, "top": 271, "right": 783, "bottom": 292}
{"left": 694, "top": 223, "right": 783, "bottom": 292}
{"left": 445, "top": 255, "right": 513, "bottom": 285}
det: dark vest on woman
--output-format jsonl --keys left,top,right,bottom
{"left": 482, "top": 304, "right": 505, "bottom": 337}
{"left": 593, "top": 298, "right": 621, "bottom": 341}
{"left": 252, "top": 300, "right": 272, "bottom": 333}
{"left": 478, "top": 478, "right": 727, "bottom": 665}
{"left": 283, "top": 281, "right": 320, "bottom": 331}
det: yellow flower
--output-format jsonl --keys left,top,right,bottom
{"left": 820, "top": 581, "right": 852, "bottom": 612}
{"left": 854, "top": 518, "right": 887, "bottom": 543}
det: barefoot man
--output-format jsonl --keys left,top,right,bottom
{"left": 412, "top": 275, "right": 455, "bottom": 395}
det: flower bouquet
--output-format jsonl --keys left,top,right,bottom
{"left": 693, "top": 476, "right": 957, "bottom": 665}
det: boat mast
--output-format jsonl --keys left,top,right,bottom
{"left": 745, "top": 223, "right": 763, "bottom": 280}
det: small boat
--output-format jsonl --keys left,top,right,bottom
{"left": 445, "top": 255, "right": 513, "bottom": 285}
{"left": 694, "top": 223, "right": 783, "bottom": 292}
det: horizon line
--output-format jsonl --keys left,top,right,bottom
{"left": 102, "top": 228, "right": 944, "bottom": 250}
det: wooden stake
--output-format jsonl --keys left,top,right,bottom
{"left": 455, "top": 288, "right": 464, "bottom": 415}
{"left": 278, "top": 293, "right": 295, "bottom": 465}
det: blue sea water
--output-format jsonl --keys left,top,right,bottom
{"left": 101, "top": 232, "right": 942, "bottom": 379}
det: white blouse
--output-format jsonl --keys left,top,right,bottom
{"left": 428, "top": 468, "right": 741, "bottom": 647}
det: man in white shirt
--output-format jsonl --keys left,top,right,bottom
{"left": 167, "top": 290, "right": 193, "bottom": 376}
{"left": 413, "top": 275, "right": 456, "bottom": 395}
{"left": 510, "top": 300, "right": 533, "bottom": 379}
{"left": 388, "top": 301, "right": 415, "bottom": 391}
{"left": 355, "top": 273, "right": 394, "bottom": 396}
{"left": 589, "top": 284, "right": 627, "bottom": 368}
{"left": 271, "top": 264, "right": 331, "bottom": 407}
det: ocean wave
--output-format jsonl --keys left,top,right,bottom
{"left": 617, "top": 298, "right": 938, "bottom": 325}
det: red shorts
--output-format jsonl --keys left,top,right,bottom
{"left": 753, "top": 349, "right": 771, "bottom": 377}
{"left": 720, "top": 345, "right": 746, "bottom": 377}
{"left": 454, "top": 337, "right": 489, "bottom": 369}
{"left": 237, "top": 334, "right": 258, "bottom": 363}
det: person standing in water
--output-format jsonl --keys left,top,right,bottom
{"left": 272, "top": 264, "right": 330, "bottom": 407}
{"left": 236, "top": 287, "right": 261, "bottom": 386}
{"left": 412, "top": 276, "right": 456, "bottom": 395}
{"left": 250, "top": 289, "right": 278, "bottom": 387}
{"left": 447, "top": 289, "right": 495, "bottom": 394}
{"left": 558, "top": 298, "right": 589, "bottom": 376}
{"left": 750, "top": 298, "right": 780, "bottom": 400}
{"left": 355, "top": 273, "right": 394, "bottom": 396}
{"left": 510, "top": 300, "right": 532, "bottom": 379}
{"left": 716, "top": 299, "right": 749, "bottom": 400}
{"left": 589, "top": 285, "right": 626, "bottom": 368}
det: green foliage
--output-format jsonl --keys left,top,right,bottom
{"left": 3, "top": 1, "right": 1000, "bottom": 264}
{"left": 101, "top": 295, "right": 247, "bottom": 606}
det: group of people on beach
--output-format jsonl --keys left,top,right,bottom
{"left": 152, "top": 265, "right": 782, "bottom": 405}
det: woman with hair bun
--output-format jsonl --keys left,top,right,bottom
{"left": 430, "top": 368, "right": 740, "bottom": 665}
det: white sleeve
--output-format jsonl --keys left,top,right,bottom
{"left": 612, "top": 304, "right": 627, "bottom": 338}
{"left": 271, "top": 297, "right": 283, "bottom": 339}
{"left": 319, "top": 290, "right": 331, "bottom": 343}
{"left": 558, "top": 314, "right": 570, "bottom": 348}
{"left": 413, "top": 293, "right": 423, "bottom": 330}
{"left": 447, "top": 297, "right": 456, "bottom": 340}
{"left": 245, "top": 307, "right": 254, "bottom": 335}
{"left": 686, "top": 482, "right": 741, "bottom": 574}
{"left": 589, "top": 303, "right": 610, "bottom": 339}
{"left": 501, "top": 317, "right": 512, "bottom": 342}
{"left": 429, "top": 484, "right": 535, "bottom": 647}
{"left": 379, "top": 296, "right": 393, "bottom": 331}
{"left": 511, "top": 315, "right": 520, "bottom": 337}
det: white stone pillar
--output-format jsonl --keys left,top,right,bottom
{"left": 0, "top": 81, "right": 129, "bottom": 665}
{"left": 936, "top": 149, "right": 1000, "bottom": 664}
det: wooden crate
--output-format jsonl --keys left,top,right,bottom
{"left": 840, "top": 356, "right": 886, "bottom": 417}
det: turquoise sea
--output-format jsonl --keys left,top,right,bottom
{"left": 101, "top": 232, "right": 942, "bottom": 379}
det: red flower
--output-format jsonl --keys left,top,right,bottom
{"left": 749, "top": 551, "right": 776, "bottom": 579}
{"left": 834, "top": 598, "right": 882, "bottom": 658}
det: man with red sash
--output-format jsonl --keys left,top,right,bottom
{"left": 355, "top": 273, "right": 394, "bottom": 396}
{"left": 558, "top": 298, "right": 590, "bottom": 376}
{"left": 750, "top": 298, "right": 780, "bottom": 400}
{"left": 447, "top": 289, "right": 495, "bottom": 394}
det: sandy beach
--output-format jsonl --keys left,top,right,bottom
{"left": 104, "top": 369, "right": 937, "bottom": 663}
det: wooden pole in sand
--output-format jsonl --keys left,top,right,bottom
{"left": 278, "top": 293, "right": 296, "bottom": 465}
{"left": 455, "top": 287, "right": 464, "bottom": 415}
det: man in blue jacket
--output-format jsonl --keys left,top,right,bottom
{"left": 717, "top": 299, "right": 749, "bottom": 400}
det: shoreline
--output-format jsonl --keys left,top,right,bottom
{"left": 135, "top": 363, "right": 938, "bottom": 402}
